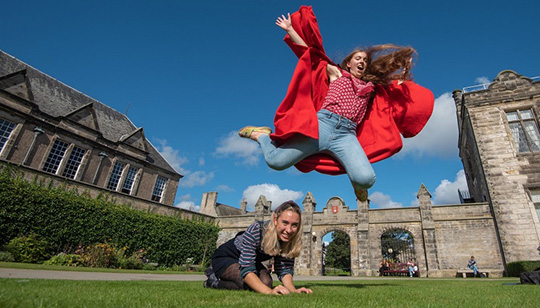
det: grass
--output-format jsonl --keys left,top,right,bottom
{"left": 0, "top": 262, "right": 203, "bottom": 275}
{"left": 0, "top": 277, "right": 536, "bottom": 307}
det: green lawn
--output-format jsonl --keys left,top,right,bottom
{"left": 0, "top": 277, "right": 536, "bottom": 308}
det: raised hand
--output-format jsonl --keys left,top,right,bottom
{"left": 276, "top": 13, "right": 292, "bottom": 31}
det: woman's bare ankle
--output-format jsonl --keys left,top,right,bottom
{"left": 251, "top": 131, "right": 265, "bottom": 141}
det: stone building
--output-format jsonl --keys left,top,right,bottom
{"left": 453, "top": 70, "right": 540, "bottom": 263}
{"left": 0, "top": 49, "right": 188, "bottom": 217}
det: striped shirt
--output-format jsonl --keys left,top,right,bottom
{"left": 321, "top": 71, "right": 374, "bottom": 125}
{"left": 234, "top": 221, "right": 295, "bottom": 281}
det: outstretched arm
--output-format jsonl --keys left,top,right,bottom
{"left": 244, "top": 273, "right": 291, "bottom": 295}
{"left": 281, "top": 274, "right": 313, "bottom": 294}
{"left": 277, "top": 10, "right": 336, "bottom": 84}
{"left": 276, "top": 13, "right": 307, "bottom": 47}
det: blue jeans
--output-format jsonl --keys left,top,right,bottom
{"left": 257, "top": 109, "right": 376, "bottom": 190}
{"left": 469, "top": 265, "right": 478, "bottom": 276}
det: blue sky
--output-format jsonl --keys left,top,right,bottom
{"left": 2, "top": 0, "right": 538, "bottom": 212}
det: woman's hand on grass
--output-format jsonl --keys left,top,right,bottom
{"left": 294, "top": 287, "right": 313, "bottom": 294}
{"left": 268, "top": 285, "right": 290, "bottom": 295}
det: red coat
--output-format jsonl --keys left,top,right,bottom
{"left": 271, "top": 6, "right": 434, "bottom": 175}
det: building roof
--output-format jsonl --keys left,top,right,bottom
{"left": 215, "top": 203, "right": 244, "bottom": 216}
{"left": 0, "top": 49, "right": 180, "bottom": 177}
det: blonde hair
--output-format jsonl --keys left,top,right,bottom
{"left": 261, "top": 201, "right": 303, "bottom": 258}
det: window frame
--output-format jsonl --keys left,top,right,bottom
{"left": 61, "top": 145, "right": 87, "bottom": 179}
{"left": 0, "top": 118, "right": 16, "bottom": 156}
{"left": 506, "top": 108, "right": 540, "bottom": 153}
{"left": 151, "top": 175, "right": 167, "bottom": 202}
{"left": 106, "top": 160, "right": 126, "bottom": 191}
{"left": 121, "top": 166, "right": 139, "bottom": 194}
{"left": 42, "top": 139, "right": 69, "bottom": 174}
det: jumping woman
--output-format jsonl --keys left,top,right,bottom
{"left": 239, "top": 6, "right": 434, "bottom": 202}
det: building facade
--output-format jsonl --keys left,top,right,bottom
{"left": 453, "top": 70, "right": 540, "bottom": 263}
{"left": 0, "top": 50, "right": 183, "bottom": 213}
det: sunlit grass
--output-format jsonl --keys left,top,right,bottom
{"left": 0, "top": 277, "right": 535, "bottom": 308}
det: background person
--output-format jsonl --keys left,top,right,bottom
{"left": 407, "top": 259, "right": 415, "bottom": 277}
{"left": 379, "top": 259, "right": 390, "bottom": 276}
{"left": 467, "top": 256, "right": 478, "bottom": 277}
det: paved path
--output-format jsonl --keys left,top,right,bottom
{"left": 0, "top": 268, "right": 406, "bottom": 281}
{"left": 1, "top": 268, "right": 506, "bottom": 281}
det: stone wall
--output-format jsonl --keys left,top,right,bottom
{"left": 213, "top": 187, "right": 505, "bottom": 277}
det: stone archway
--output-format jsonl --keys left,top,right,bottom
{"left": 380, "top": 227, "right": 416, "bottom": 263}
{"left": 321, "top": 228, "right": 352, "bottom": 276}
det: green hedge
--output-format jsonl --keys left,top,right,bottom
{"left": 506, "top": 261, "right": 540, "bottom": 277}
{"left": 0, "top": 166, "right": 219, "bottom": 267}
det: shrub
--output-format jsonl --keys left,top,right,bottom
{"left": 142, "top": 263, "right": 157, "bottom": 271}
{"left": 121, "top": 255, "right": 144, "bottom": 270}
{"left": 45, "top": 253, "right": 82, "bottom": 266}
{"left": 119, "top": 248, "right": 148, "bottom": 269}
{"left": 80, "top": 243, "right": 121, "bottom": 268}
{"left": 0, "top": 165, "right": 220, "bottom": 267}
{"left": 506, "top": 261, "right": 540, "bottom": 277}
{"left": 4, "top": 234, "right": 50, "bottom": 263}
{"left": 0, "top": 251, "right": 15, "bottom": 262}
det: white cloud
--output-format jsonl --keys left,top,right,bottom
{"left": 155, "top": 139, "right": 189, "bottom": 174}
{"left": 180, "top": 193, "right": 191, "bottom": 201}
{"left": 242, "top": 183, "right": 304, "bottom": 210}
{"left": 398, "top": 92, "right": 458, "bottom": 159}
{"left": 475, "top": 76, "right": 490, "bottom": 85}
{"left": 215, "top": 184, "right": 234, "bottom": 193}
{"left": 155, "top": 140, "right": 215, "bottom": 188}
{"left": 369, "top": 191, "right": 404, "bottom": 209}
{"left": 199, "top": 157, "right": 205, "bottom": 166}
{"left": 179, "top": 171, "right": 215, "bottom": 188}
{"left": 214, "top": 131, "right": 261, "bottom": 166}
{"left": 175, "top": 200, "right": 200, "bottom": 212}
{"left": 432, "top": 170, "right": 468, "bottom": 205}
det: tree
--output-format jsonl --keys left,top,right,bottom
{"left": 325, "top": 231, "right": 350, "bottom": 272}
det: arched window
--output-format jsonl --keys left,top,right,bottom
{"left": 381, "top": 228, "right": 416, "bottom": 263}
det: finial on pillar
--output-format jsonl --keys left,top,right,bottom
{"left": 417, "top": 184, "right": 432, "bottom": 208}
{"left": 199, "top": 191, "right": 218, "bottom": 217}
{"left": 302, "top": 192, "right": 316, "bottom": 212}
{"left": 241, "top": 198, "right": 247, "bottom": 214}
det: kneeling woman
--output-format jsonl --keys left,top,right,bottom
{"left": 204, "top": 201, "right": 312, "bottom": 295}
